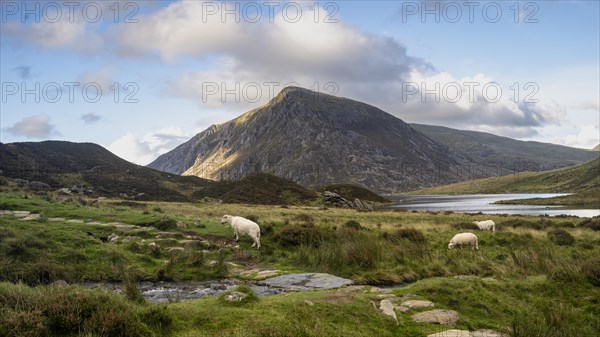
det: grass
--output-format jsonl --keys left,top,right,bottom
{"left": 1, "top": 188, "right": 600, "bottom": 336}
{"left": 412, "top": 158, "right": 600, "bottom": 208}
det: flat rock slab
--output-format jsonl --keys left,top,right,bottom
{"left": 261, "top": 273, "right": 353, "bottom": 291}
{"left": 379, "top": 299, "right": 398, "bottom": 324}
{"left": 398, "top": 300, "right": 434, "bottom": 313}
{"left": 12, "top": 211, "right": 31, "bottom": 218}
{"left": 66, "top": 219, "right": 84, "bottom": 224}
{"left": 427, "top": 329, "right": 508, "bottom": 337}
{"left": 0, "top": 210, "right": 13, "bottom": 215}
{"left": 412, "top": 309, "right": 460, "bottom": 326}
{"left": 21, "top": 214, "right": 41, "bottom": 221}
{"left": 47, "top": 217, "right": 66, "bottom": 222}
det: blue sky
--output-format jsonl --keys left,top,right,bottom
{"left": 1, "top": 0, "right": 599, "bottom": 164}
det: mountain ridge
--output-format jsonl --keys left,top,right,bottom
{"left": 149, "top": 86, "right": 470, "bottom": 193}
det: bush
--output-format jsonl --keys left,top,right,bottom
{"left": 244, "top": 214, "right": 259, "bottom": 223}
{"left": 581, "top": 256, "right": 600, "bottom": 286}
{"left": 274, "top": 223, "right": 325, "bottom": 247}
{"left": 384, "top": 228, "right": 426, "bottom": 243}
{"left": 149, "top": 217, "right": 177, "bottom": 231}
{"left": 579, "top": 218, "right": 600, "bottom": 231}
{"left": 547, "top": 228, "right": 575, "bottom": 246}
{"left": 343, "top": 220, "right": 364, "bottom": 231}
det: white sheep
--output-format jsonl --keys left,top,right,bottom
{"left": 221, "top": 215, "right": 261, "bottom": 249}
{"left": 473, "top": 220, "right": 496, "bottom": 232}
{"left": 448, "top": 232, "right": 479, "bottom": 250}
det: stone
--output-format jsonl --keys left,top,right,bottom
{"left": 51, "top": 280, "right": 69, "bottom": 287}
{"left": 166, "top": 247, "right": 185, "bottom": 253}
{"left": 21, "top": 214, "right": 41, "bottom": 221}
{"left": 12, "top": 211, "right": 31, "bottom": 218}
{"left": 47, "top": 217, "right": 66, "bottom": 222}
{"left": 223, "top": 291, "right": 248, "bottom": 302}
{"left": 176, "top": 222, "right": 187, "bottom": 229}
{"left": 304, "top": 299, "right": 314, "bottom": 306}
{"left": 454, "top": 275, "right": 479, "bottom": 280}
{"left": 261, "top": 273, "right": 353, "bottom": 291}
{"left": 254, "top": 270, "right": 281, "bottom": 280}
{"left": 397, "top": 300, "right": 434, "bottom": 313}
{"left": 427, "top": 330, "right": 508, "bottom": 337}
{"left": 412, "top": 309, "right": 460, "bottom": 326}
{"left": 482, "top": 277, "right": 497, "bottom": 282}
{"left": 108, "top": 233, "right": 119, "bottom": 242}
{"left": 0, "top": 210, "right": 13, "bottom": 215}
{"left": 114, "top": 224, "right": 137, "bottom": 231}
{"left": 66, "top": 219, "right": 84, "bottom": 224}
{"left": 58, "top": 188, "right": 72, "bottom": 195}
{"left": 379, "top": 299, "right": 398, "bottom": 324}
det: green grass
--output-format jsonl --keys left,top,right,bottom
{"left": 1, "top": 189, "right": 600, "bottom": 336}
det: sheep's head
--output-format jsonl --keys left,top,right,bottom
{"left": 448, "top": 242, "right": 456, "bottom": 249}
{"left": 221, "top": 215, "right": 231, "bottom": 224}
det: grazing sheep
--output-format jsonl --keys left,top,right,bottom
{"left": 473, "top": 220, "right": 496, "bottom": 232}
{"left": 221, "top": 215, "right": 261, "bottom": 249}
{"left": 448, "top": 233, "right": 479, "bottom": 250}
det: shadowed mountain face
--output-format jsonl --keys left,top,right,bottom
{"left": 148, "top": 87, "right": 470, "bottom": 193}
{"left": 0, "top": 141, "right": 213, "bottom": 201}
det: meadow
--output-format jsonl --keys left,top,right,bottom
{"left": 1, "top": 187, "right": 599, "bottom": 337}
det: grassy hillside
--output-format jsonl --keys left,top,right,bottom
{"left": 413, "top": 158, "right": 600, "bottom": 207}
{"left": 1, "top": 187, "right": 599, "bottom": 336}
{"left": 411, "top": 124, "right": 598, "bottom": 172}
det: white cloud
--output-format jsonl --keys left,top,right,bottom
{"left": 5, "top": 114, "right": 60, "bottom": 139}
{"left": 106, "top": 127, "right": 190, "bottom": 165}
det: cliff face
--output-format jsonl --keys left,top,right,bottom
{"left": 148, "top": 87, "right": 467, "bottom": 193}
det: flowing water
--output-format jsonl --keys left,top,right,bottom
{"left": 385, "top": 194, "right": 599, "bottom": 217}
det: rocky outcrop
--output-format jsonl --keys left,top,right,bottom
{"left": 323, "top": 191, "right": 373, "bottom": 210}
{"left": 412, "top": 309, "right": 460, "bottom": 326}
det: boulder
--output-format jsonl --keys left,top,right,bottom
{"left": 397, "top": 300, "right": 434, "bottom": 313}
{"left": 412, "top": 309, "right": 460, "bottom": 326}
{"left": 21, "top": 214, "right": 41, "bottom": 221}
{"left": 12, "top": 211, "right": 31, "bottom": 218}
{"left": 379, "top": 299, "right": 398, "bottom": 324}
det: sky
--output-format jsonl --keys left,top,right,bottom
{"left": 1, "top": 0, "right": 599, "bottom": 165}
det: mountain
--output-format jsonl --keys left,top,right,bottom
{"left": 148, "top": 87, "right": 470, "bottom": 193}
{"left": 414, "top": 157, "right": 599, "bottom": 197}
{"left": 410, "top": 124, "right": 598, "bottom": 172}
{"left": 0, "top": 141, "right": 213, "bottom": 201}
{"left": 593, "top": 144, "right": 600, "bottom": 151}
{"left": 0, "top": 141, "right": 319, "bottom": 204}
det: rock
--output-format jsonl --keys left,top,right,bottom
{"left": 66, "top": 219, "right": 84, "bottom": 224}
{"left": 261, "top": 273, "right": 353, "bottom": 291}
{"left": 27, "top": 181, "right": 50, "bottom": 190}
{"left": 454, "top": 275, "right": 479, "bottom": 280}
{"left": 114, "top": 224, "right": 137, "bottom": 231}
{"left": 47, "top": 217, "right": 66, "bottom": 222}
{"left": 176, "top": 222, "right": 187, "bottom": 229}
{"left": 97, "top": 197, "right": 107, "bottom": 201}
{"left": 107, "top": 233, "right": 119, "bottom": 242}
{"left": 12, "top": 211, "right": 31, "bottom": 218}
{"left": 58, "top": 188, "right": 72, "bottom": 195}
{"left": 379, "top": 299, "right": 398, "bottom": 324}
{"left": 0, "top": 210, "right": 13, "bottom": 215}
{"left": 21, "top": 214, "right": 41, "bottom": 221}
{"left": 412, "top": 309, "right": 460, "bottom": 326}
{"left": 254, "top": 270, "right": 281, "bottom": 280}
{"left": 397, "top": 300, "right": 434, "bottom": 313}
{"left": 427, "top": 330, "right": 508, "bottom": 337}
{"left": 51, "top": 280, "right": 69, "bottom": 287}
{"left": 223, "top": 291, "right": 248, "bottom": 302}
{"left": 166, "top": 247, "right": 185, "bottom": 253}
{"left": 123, "top": 236, "right": 141, "bottom": 241}
{"left": 304, "top": 300, "right": 314, "bottom": 306}
{"left": 323, "top": 191, "right": 353, "bottom": 208}
{"left": 86, "top": 221, "right": 103, "bottom": 225}
{"left": 482, "top": 277, "right": 497, "bottom": 282}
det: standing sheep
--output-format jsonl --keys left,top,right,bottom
{"left": 221, "top": 215, "right": 261, "bottom": 249}
{"left": 473, "top": 220, "right": 496, "bottom": 232}
{"left": 448, "top": 232, "right": 479, "bottom": 250}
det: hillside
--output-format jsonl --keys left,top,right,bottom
{"left": 411, "top": 124, "right": 598, "bottom": 172}
{"left": 149, "top": 87, "right": 470, "bottom": 193}
{"left": 413, "top": 157, "right": 600, "bottom": 207}
{"left": 593, "top": 144, "right": 600, "bottom": 151}
{"left": 0, "top": 141, "right": 321, "bottom": 204}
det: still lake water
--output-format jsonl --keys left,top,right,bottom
{"left": 385, "top": 194, "right": 600, "bottom": 217}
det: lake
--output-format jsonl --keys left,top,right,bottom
{"left": 385, "top": 194, "right": 600, "bottom": 217}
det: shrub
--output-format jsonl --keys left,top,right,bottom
{"left": 384, "top": 228, "right": 426, "bottom": 243}
{"left": 149, "top": 217, "right": 177, "bottom": 231}
{"left": 581, "top": 256, "right": 600, "bottom": 286}
{"left": 579, "top": 218, "right": 600, "bottom": 231}
{"left": 343, "top": 220, "right": 364, "bottom": 230}
{"left": 547, "top": 228, "right": 575, "bottom": 246}
{"left": 244, "top": 214, "right": 259, "bottom": 223}
{"left": 274, "top": 223, "right": 325, "bottom": 247}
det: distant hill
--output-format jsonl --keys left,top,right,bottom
{"left": 410, "top": 124, "right": 598, "bottom": 172}
{"left": 593, "top": 144, "right": 600, "bottom": 151}
{"left": 0, "top": 141, "right": 322, "bottom": 204}
{"left": 413, "top": 157, "right": 600, "bottom": 207}
{"left": 149, "top": 87, "right": 470, "bottom": 193}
